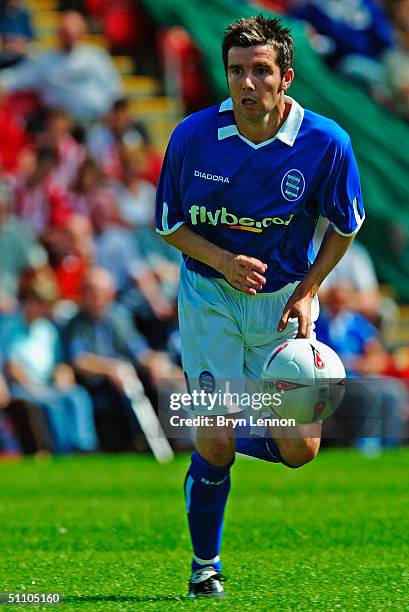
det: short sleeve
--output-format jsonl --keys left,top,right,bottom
{"left": 155, "top": 128, "right": 186, "bottom": 235}
{"left": 318, "top": 139, "right": 365, "bottom": 237}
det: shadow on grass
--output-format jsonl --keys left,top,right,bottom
{"left": 64, "top": 594, "right": 185, "bottom": 604}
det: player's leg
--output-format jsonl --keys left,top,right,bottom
{"left": 196, "top": 426, "right": 235, "bottom": 466}
{"left": 236, "top": 375, "right": 321, "bottom": 467}
{"left": 185, "top": 425, "right": 235, "bottom": 597}
{"left": 270, "top": 422, "right": 321, "bottom": 467}
{"left": 235, "top": 417, "right": 320, "bottom": 466}
{"left": 178, "top": 266, "right": 244, "bottom": 596}
{"left": 186, "top": 424, "right": 235, "bottom": 575}
{"left": 239, "top": 282, "right": 321, "bottom": 468}
{"left": 235, "top": 423, "right": 320, "bottom": 466}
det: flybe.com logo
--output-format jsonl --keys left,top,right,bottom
{"left": 189, "top": 205, "right": 294, "bottom": 233}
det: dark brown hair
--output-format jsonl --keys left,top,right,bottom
{"left": 222, "top": 15, "right": 294, "bottom": 76}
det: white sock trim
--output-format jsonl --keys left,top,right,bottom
{"left": 193, "top": 554, "right": 220, "bottom": 565}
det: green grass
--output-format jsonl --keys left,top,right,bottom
{"left": 0, "top": 449, "right": 409, "bottom": 611}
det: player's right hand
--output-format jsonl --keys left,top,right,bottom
{"left": 222, "top": 254, "right": 267, "bottom": 295}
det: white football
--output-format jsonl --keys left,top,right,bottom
{"left": 261, "top": 338, "right": 346, "bottom": 424}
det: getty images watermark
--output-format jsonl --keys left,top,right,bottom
{"left": 158, "top": 376, "right": 407, "bottom": 440}
{"left": 165, "top": 386, "right": 297, "bottom": 431}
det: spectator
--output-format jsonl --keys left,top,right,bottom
{"left": 63, "top": 267, "right": 178, "bottom": 450}
{"left": 109, "top": 147, "right": 156, "bottom": 229}
{"left": 37, "top": 107, "right": 86, "bottom": 189}
{"left": 0, "top": 353, "right": 11, "bottom": 410}
{"left": 12, "top": 145, "right": 69, "bottom": 235}
{"left": 290, "top": 0, "right": 394, "bottom": 93}
{"left": 87, "top": 98, "right": 162, "bottom": 184}
{"left": 0, "top": 346, "right": 54, "bottom": 455}
{"left": 66, "top": 157, "right": 103, "bottom": 217}
{"left": 315, "top": 219, "right": 394, "bottom": 326}
{"left": 0, "top": 278, "right": 98, "bottom": 454}
{"left": 41, "top": 214, "right": 93, "bottom": 306}
{"left": 317, "top": 283, "right": 408, "bottom": 451}
{"left": 101, "top": 0, "right": 141, "bottom": 54}
{"left": 1, "top": 10, "right": 122, "bottom": 122}
{"left": 0, "top": 350, "right": 21, "bottom": 456}
{"left": 0, "top": 0, "right": 34, "bottom": 69}
{"left": 0, "top": 87, "right": 30, "bottom": 173}
{"left": 0, "top": 180, "right": 47, "bottom": 311}
{"left": 383, "top": 26, "right": 409, "bottom": 120}
{"left": 90, "top": 190, "right": 176, "bottom": 348}
{"left": 100, "top": 0, "right": 158, "bottom": 75}
{"left": 133, "top": 227, "right": 181, "bottom": 307}
{"left": 383, "top": 0, "right": 409, "bottom": 120}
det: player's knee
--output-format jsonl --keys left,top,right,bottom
{"left": 278, "top": 437, "right": 320, "bottom": 468}
{"left": 196, "top": 438, "right": 235, "bottom": 467}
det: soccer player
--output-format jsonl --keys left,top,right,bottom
{"left": 156, "top": 15, "right": 365, "bottom": 598}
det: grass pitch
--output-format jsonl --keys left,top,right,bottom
{"left": 0, "top": 449, "right": 408, "bottom": 611}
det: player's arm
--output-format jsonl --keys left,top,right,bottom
{"left": 279, "top": 135, "right": 365, "bottom": 338}
{"left": 162, "top": 224, "right": 267, "bottom": 296}
{"left": 156, "top": 125, "right": 266, "bottom": 295}
{"left": 278, "top": 227, "right": 354, "bottom": 338}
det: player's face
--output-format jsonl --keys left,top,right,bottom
{"left": 227, "top": 45, "right": 293, "bottom": 126}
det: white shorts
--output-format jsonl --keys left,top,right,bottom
{"left": 178, "top": 264, "right": 319, "bottom": 416}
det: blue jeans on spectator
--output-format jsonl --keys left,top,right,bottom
{"left": 10, "top": 384, "right": 97, "bottom": 454}
{"left": 0, "top": 410, "right": 21, "bottom": 455}
{"left": 355, "top": 377, "right": 408, "bottom": 452}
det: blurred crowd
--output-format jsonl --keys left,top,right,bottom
{"left": 0, "top": 6, "right": 184, "bottom": 456}
{"left": 0, "top": 1, "right": 407, "bottom": 458}
{"left": 234, "top": 0, "right": 409, "bottom": 120}
{"left": 314, "top": 221, "right": 409, "bottom": 454}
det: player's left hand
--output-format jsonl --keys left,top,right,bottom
{"left": 277, "top": 289, "right": 314, "bottom": 338}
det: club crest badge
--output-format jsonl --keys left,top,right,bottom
{"left": 281, "top": 169, "right": 305, "bottom": 202}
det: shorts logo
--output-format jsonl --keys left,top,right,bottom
{"left": 199, "top": 370, "right": 216, "bottom": 393}
{"left": 281, "top": 169, "right": 305, "bottom": 202}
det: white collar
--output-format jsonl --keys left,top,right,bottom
{"left": 218, "top": 96, "right": 304, "bottom": 149}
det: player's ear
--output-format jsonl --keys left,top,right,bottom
{"left": 280, "top": 68, "right": 294, "bottom": 91}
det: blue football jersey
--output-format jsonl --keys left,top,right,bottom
{"left": 155, "top": 96, "right": 365, "bottom": 292}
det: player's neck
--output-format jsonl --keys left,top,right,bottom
{"left": 234, "top": 100, "right": 291, "bottom": 145}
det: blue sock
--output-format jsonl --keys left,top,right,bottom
{"left": 184, "top": 451, "right": 233, "bottom": 572}
{"left": 235, "top": 423, "right": 296, "bottom": 467}
{"left": 236, "top": 435, "right": 282, "bottom": 463}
